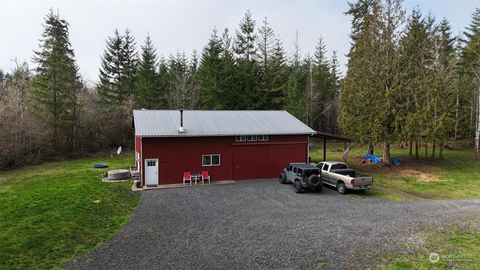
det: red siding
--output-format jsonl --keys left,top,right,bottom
{"left": 139, "top": 135, "right": 308, "bottom": 185}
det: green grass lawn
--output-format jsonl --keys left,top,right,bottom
{"left": 310, "top": 141, "right": 480, "bottom": 200}
{"left": 0, "top": 155, "right": 140, "bottom": 270}
{"left": 384, "top": 215, "right": 480, "bottom": 269}
{"left": 0, "top": 144, "right": 478, "bottom": 269}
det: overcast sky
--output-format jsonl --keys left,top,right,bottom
{"left": 1, "top": 0, "right": 478, "bottom": 85}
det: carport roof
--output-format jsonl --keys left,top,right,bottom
{"left": 133, "top": 110, "right": 316, "bottom": 137}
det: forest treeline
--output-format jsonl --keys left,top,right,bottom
{"left": 340, "top": 0, "right": 480, "bottom": 164}
{"left": 0, "top": 0, "right": 479, "bottom": 168}
{"left": 0, "top": 9, "right": 339, "bottom": 168}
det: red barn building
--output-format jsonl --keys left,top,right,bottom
{"left": 133, "top": 110, "right": 315, "bottom": 186}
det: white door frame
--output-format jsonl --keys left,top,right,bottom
{"left": 144, "top": 158, "right": 159, "bottom": 186}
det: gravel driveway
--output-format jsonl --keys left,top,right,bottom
{"left": 66, "top": 180, "right": 480, "bottom": 270}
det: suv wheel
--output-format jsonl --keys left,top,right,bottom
{"left": 279, "top": 173, "right": 287, "bottom": 184}
{"left": 294, "top": 180, "right": 304, "bottom": 193}
{"left": 337, "top": 182, "right": 347, "bottom": 194}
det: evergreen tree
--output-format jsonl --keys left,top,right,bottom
{"left": 284, "top": 34, "right": 308, "bottom": 121}
{"left": 121, "top": 29, "right": 138, "bottom": 98}
{"left": 396, "top": 9, "right": 431, "bottom": 157}
{"left": 198, "top": 28, "right": 224, "bottom": 109}
{"left": 31, "top": 10, "right": 82, "bottom": 151}
{"left": 257, "top": 17, "right": 275, "bottom": 70}
{"left": 98, "top": 29, "right": 138, "bottom": 107}
{"left": 310, "top": 37, "right": 336, "bottom": 131}
{"left": 134, "top": 35, "right": 159, "bottom": 109}
{"left": 157, "top": 57, "right": 170, "bottom": 108}
{"left": 460, "top": 8, "right": 480, "bottom": 153}
{"left": 375, "top": 0, "right": 405, "bottom": 164}
{"left": 97, "top": 30, "right": 124, "bottom": 105}
{"left": 430, "top": 18, "right": 456, "bottom": 158}
{"left": 218, "top": 29, "right": 238, "bottom": 109}
{"left": 234, "top": 10, "right": 261, "bottom": 109}
{"left": 256, "top": 17, "right": 287, "bottom": 109}
{"left": 234, "top": 10, "right": 257, "bottom": 61}
{"left": 187, "top": 49, "right": 200, "bottom": 108}
{"left": 267, "top": 39, "right": 288, "bottom": 109}
{"left": 340, "top": 0, "right": 381, "bottom": 152}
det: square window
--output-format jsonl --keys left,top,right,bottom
{"left": 212, "top": 155, "right": 220, "bottom": 165}
{"left": 202, "top": 155, "right": 211, "bottom": 166}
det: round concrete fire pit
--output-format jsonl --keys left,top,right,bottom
{"left": 107, "top": 169, "right": 131, "bottom": 180}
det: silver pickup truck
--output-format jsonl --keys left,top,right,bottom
{"left": 315, "top": 161, "right": 373, "bottom": 194}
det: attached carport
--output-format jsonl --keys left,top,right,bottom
{"left": 312, "top": 131, "right": 352, "bottom": 161}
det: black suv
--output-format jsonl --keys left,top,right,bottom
{"left": 279, "top": 163, "right": 323, "bottom": 193}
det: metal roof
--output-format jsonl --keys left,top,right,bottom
{"left": 133, "top": 110, "right": 315, "bottom": 137}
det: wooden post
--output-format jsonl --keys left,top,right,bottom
{"left": 323, "top": 138, "right": 327, "bottom": 161}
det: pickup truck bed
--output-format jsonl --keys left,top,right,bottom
{"left": 316, "top": 161, "right": 373, "bottom": 194}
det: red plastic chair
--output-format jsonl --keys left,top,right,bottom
{"left": 183, "top": 172, "right": 192, "bottom": 186}
{"left": 202, "top": 170, "right": 210, "bottom": 184}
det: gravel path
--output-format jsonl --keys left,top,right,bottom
{"left": 66, "top": 180, "right": 480, "bottom": 270}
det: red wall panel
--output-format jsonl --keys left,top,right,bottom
{"left": 139, "top": 135, "right": 308, "bottom": 185}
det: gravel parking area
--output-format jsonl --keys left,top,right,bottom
{"left": 66, "top": 180, "right": 480, "bottom": 270}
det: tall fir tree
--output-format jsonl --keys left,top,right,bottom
{"left": 98, "top": 29, "right": 138, "bottom": 107}
{"left": 284, "top": 33, "right": 308, "bottom": 121}
{"left": 98, "top": 30, "right": 124, "bottom": 105}
{"left": 157, "top": 57, "right": 170, "bottom": 108}
{"left": 256, "top": 17, "right": 287, "bottom": 109}
{"left": 460, "top": 8, "right": 480, "bottom": 153}
{"left": 396, "top": 9, "right": 431, "bottom": 157}
{"left": 198, "top": 28, "right": 224, "bottom": 109}
{"left": 31, "top": 10, "right": 82, "bottom": 152}
{"left": 234, "top": 10, "right": 261, "bottom": 109}
{"left": 310, "top": 37, "right": 336, "bottom": 131}
{"left": 340, "top": 0, "right": 381, "bottom": 153}
{"left": 134, "top": 35, "right": 159, "bottom": 109}
{"left": 121, "top": 29, "right": 138, "bottom": 99}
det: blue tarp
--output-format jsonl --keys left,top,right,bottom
{"left": 363, "top": 154, "right": 382, "bottom": 164}
{"left": 92, "top": 163, "right": 108, "bottom": 168}
{"left": 363, "top": 154, "right": 401, "bottom": 165}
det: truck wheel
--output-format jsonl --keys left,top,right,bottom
{"left": 279, "top": 173, "right": 287, "bottom": 184}
{"left": 294, "top": 180, "right": 304, "bottom": 193}
{"left": 337, "top": 182, "right": 347, "bottom": 194}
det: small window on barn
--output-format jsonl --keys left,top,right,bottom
{"left": 211, "top": 155, "right": 220, "bottom": 165}
{"left": 247, "top": 135, "right": 257, "bottom": 141}
{"left": 147, "top": 160, "right": 156, "bottom": 166}
{"left": 258, "top": 135, "right": 269, "bottom": 141}
{"left": 236, "top": 136, "right": 246, "bottom": 142}
{"left": 202, "top": 154, "right": 221, "bottom": 166}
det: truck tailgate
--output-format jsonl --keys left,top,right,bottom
{"left": 354, "top": 176, "right": 373, "bottom": 185}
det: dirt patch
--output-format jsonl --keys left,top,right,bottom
{"left": 399, "top": 169, "right": 444, "bottom": 183}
